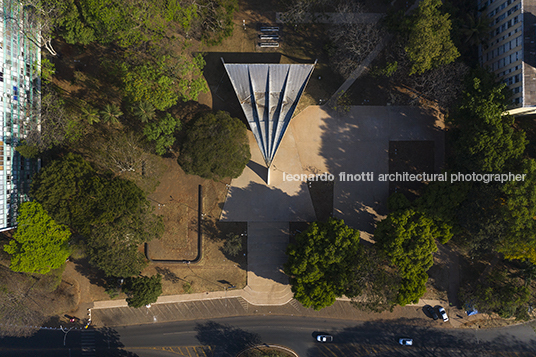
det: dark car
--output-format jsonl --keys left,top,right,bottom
{"left": 426, "top": 305, "right": 439, "bottom": 320}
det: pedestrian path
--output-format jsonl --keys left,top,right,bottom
{"left": 244, "top": 221, "right": 293, "bottom": 305}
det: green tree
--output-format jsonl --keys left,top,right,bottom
{"left": 374, "top": 209, "right": 445, "bottom": 305}
{"left": 100, "top": 103, "right": 123, "bottom": 124}
{"left": 284, "top": 218, "right": 361, "bottom": 310}
{"left": 30, "top": 154, "right": 163, "bottom": 276}
{"left": 460, "top": 12, "right": 490, "bottom": 47}
{"left": 125, "top": 274, "right": 163, "bottom": 308}
{"left": 178, "top": 111, "right": 250, "bottom": 179}
{"left": 347, "top": 245, "right": 400, "bottom": 312}
{"left": 87, "top": 220, "right": 149, "bottom": 277}
{"left": 81, "top": 104, "right": 100, "bottom": 125}
{"left": 117, "top": 53, "right": 207, "bottom": 110}
{"left": 222, "top": 232, "right": 242, "bottom": 257}
{"left": 30, "top": 153, "right": 95, "bottom": 230}
{"left": 39, "top": 58, "right": 56, "bottom": 81}
{"left": 143, "top": 113, "right": 181, "bottom": 155}
{"left": 405, "top": 0, "right": 459, "bottom": 75}
{"left": 4, "top": 202, "right": 71, "bottom": 274}
{"left": 452, "top": 75, "right": 526, "bottom": 173}
{"left": 496, "top": 158, "right": 536, "bottom": 263}
{"left": 460, "top": 267, "right": 531, "bottom": 319}
{"left": 15, "top": 142, "right": 40, "bottom": 159}
{"left": 134, "top": 101, "right": 156, "bottom": 123}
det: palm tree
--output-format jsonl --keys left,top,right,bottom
{"left": 461, "top": 13, "right": 491, "bottom": 48}
{"left": 134, "top": 101, "right": 156, "bottom": 123}
{"left": 81, "top": 105, "right": 100, "bottom": 125}
{"left": 100, "top": 104, "right": 123, "bottom": 125}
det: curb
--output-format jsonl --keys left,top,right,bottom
{"left": 237, "top": 344, "right": 299, "bottom": 357}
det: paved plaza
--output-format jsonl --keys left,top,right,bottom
{"left": 222, "top": 105, "right": 445, "bottom": 241}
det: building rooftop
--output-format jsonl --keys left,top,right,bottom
{"left": 223, "top": 60, "right": 316, "bottom": 167}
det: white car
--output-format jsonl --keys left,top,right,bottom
{"left": 399, "top": 338, "right": 413, "bottom": 346}
{"left": 438, "top": 307, "right": 449, "bottom": 322}
{"left": 316, "top": 335, "right": 333, "bottom": 343}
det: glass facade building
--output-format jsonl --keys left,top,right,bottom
{"left": 0, "top": 0, "right": 40, "bottom": 230}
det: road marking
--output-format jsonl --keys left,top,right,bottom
{"left": 127, "top": 346, "right": 211, "bottom": 356}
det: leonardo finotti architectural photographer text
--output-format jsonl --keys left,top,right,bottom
{"left": 283, "top": 172, "right": 527, "bottom": 184}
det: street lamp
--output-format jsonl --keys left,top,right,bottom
{"left": 60, "top": 325, "right": 74, "bottom": 346}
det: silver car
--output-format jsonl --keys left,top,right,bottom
{"left": 316, "top": 335, "right": 333, "bottom": 343}
{"left": 438, "top": 307, "right": 449, "bottom": 322}
{"left": 399, "top": 338, "right": 413, "bottom": 346}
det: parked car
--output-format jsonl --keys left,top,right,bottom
{"left": 399, "top": 338, "right": 413, "bottom": 346}
{"left": 316, "top": 335, "right": 333, "bottom": 343}
{"left": 426, "top": 305, "right": 439, "bottom": 320}
{"left": 438, "top": 307, "right": 449, "bottom": 322}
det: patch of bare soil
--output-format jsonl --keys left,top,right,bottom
{"left": 143, "top": 157, "right": 247, "bottom": 294}
{"left": 0, "top": 249, "right": 80, "bottom": 332}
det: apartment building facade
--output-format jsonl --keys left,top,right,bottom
{"left": 479, "top": 0, "right": 536, "bottom": 115}
{"left": 0, "top": 0, "right": 40, "bottom": 230}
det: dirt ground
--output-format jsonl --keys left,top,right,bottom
{"left": 142, "top": 157, "right": 248, "bottom": 295}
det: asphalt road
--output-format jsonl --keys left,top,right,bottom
{"left": 115, "top": 316, "right": 536, "bottom": 357}
{"left": 1, "top": 316, "right": 536, "bottom": 356}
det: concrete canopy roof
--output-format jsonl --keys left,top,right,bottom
{"left": 222, "top": 60, "right": 316, "bottom": 167}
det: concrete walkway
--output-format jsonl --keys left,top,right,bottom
{"left": 243, "top": 222, "right": 293, "bottom": 305}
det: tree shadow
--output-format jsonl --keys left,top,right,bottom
{"left": 97, "top": 327, "right": 141, "bottom": 356}
{"left": 306, "top": 319, "right": 536, "bottom": 356}
{"left": 72, "top": 257, "right": 107, "bottom": 289}
{"left": 316, "top": 105, "right": 446, "bottom": 234}
{"left": 155, "top": 267, "right": 186, "bottom": 284}
{"left": 195, "top": 321, "right": 262, "bottom": 357}
{"left": 217, "top": 221, "right": 248, "bottom": 270}
{"left": 0, "top": 326, "right": 138, "bottom": 356}
{"left": 305, "top": 319, "right": 466, "bottom": 356}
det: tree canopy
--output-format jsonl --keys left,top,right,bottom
{"left": 374, "top": 209, "right": 446, "bottom": 305}
{"left": 404, "top": 0, "right": 460, "bottom": 75}
{"left": 116, "top": 54, "right": 207, "bottom": 110}
{"left": 143, "top": 113, "right": 182, "bottom": 155}
{"left": 30, "top": 153, "right": 163, "bottom": 277}
{"left": 4, "top": 202, "right": 71, "bottom": 274}
{"left": 54, "top": 0, "right": 236, "bottom": 47}
{"left": 451, "top": 75, "right": 526, "bottom": 173}
{"left": 178, "top": 111, "right": 250, "bottom": 179}
{"left": 125, "top": 274, "right": 163, "bottom": 308}
{"left": 284, "top": 218, "right": 361, "bottom": 310}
